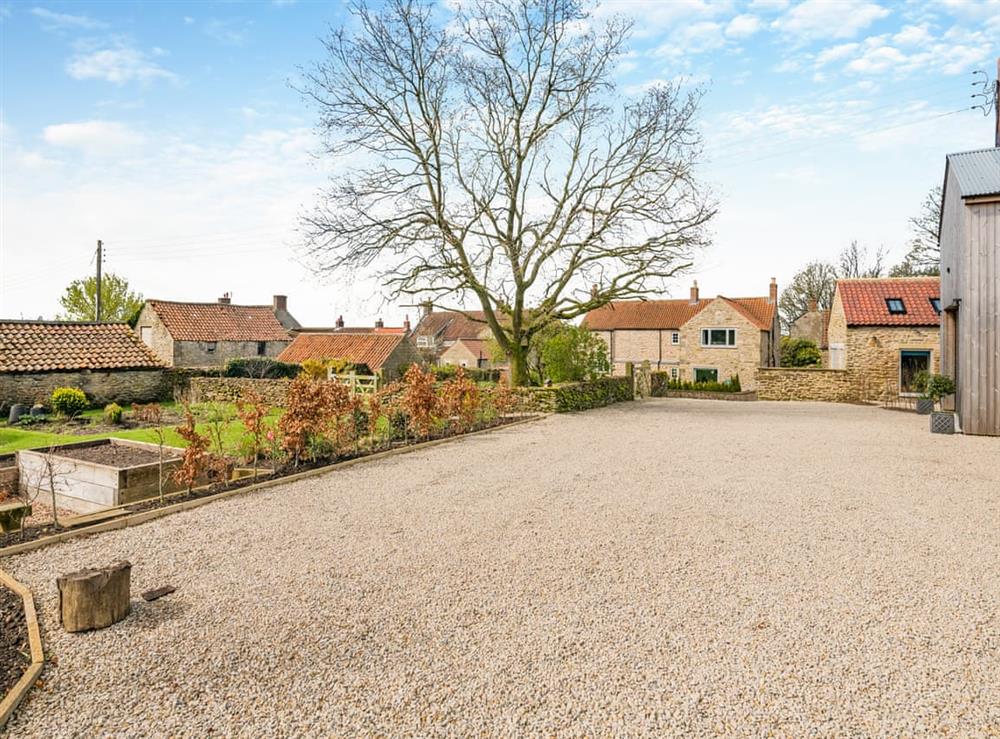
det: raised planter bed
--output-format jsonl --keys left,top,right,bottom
{"left": 0, "top": 569, "right": 43, "bottom": 730}
{"left": 16, "top": 438, "right": 201, "bottom": 515}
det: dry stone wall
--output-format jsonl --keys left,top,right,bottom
{"left": 756, "top": 368, "right": 855, "bottom": 402}
{"left": 188, "top": 377, "right": 290, "bottom": 406}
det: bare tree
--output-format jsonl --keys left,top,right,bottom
{"left": 838, "top": 240, "right": 886, "bottom": 279}
{"left": 891, "top": 185, "right": 942, "bottom": 276}
{"left": 299, "top": 0, "right": 716, "bottom": 384}
{"left": 778, "top": 261, "right": 838, "bottom": 330}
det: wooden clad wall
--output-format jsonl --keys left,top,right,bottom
{"left": 959, "top": 199, "right": 1000, "bottom": 435}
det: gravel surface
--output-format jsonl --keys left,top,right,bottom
{"left": 3, "top": 400, "right": 999, "bottom": 736}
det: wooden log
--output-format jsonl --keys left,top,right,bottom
{"left": 56, "top": 561, "right": 131, "bottom": 633}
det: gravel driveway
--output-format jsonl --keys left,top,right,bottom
{"left": 4, "top": 400, "right": 999, "bottom": 736}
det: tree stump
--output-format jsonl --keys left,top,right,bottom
{"left": 57, "top": 561, "right": 132, "bottom": 633}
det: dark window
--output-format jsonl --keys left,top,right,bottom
{"left": 257, "top": 341, "right": 267, "bottom": 356}
{"left": 929, "top": 298, "right": 941, "bottom": 315}
{"left": 206, "top": 341, "right": 217, "bottom": 353}
{"left": 671, "top": 332, "right": 680, "bottom": 345}
{"left": 900, "top": 350, "right": 931, "bottom": 394}
{"left": 886, "top": 298, "right": 906, "bottom": 314}
{"left": 695, "top": 368, "right": 718, "bottom": 383}
{"left": 700, "top": 328, "right": 736, "bottom": 346}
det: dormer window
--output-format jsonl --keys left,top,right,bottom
{"left": 929, "top": 298, "right": 941, "bottom": 315}
{"left": 885, "top": 298, "right": 906, "bottom": 315}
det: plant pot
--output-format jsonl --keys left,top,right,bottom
{"left": 930, "top": 411, "right": 955, "bottom": 435}
{"left": 916, "top": 398, "right": 934, "bottom": 415}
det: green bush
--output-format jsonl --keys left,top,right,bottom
{"left": 103, "top": 403, "right": 124, "bottom": 425}
{"left": 780, "top": 336, "right": 822, "bottom": 367}
{"left": 521, "top": 376, "right": 633, "bottom": 413}
{"left": 538, "top": 324, "right": 610, "bottom": 383}
{"left": 225, "top": 357, "right": 300, "bottom": 379}
{"left": 923, "top": 374, "right": 956, "bottom": 403}
{"left": 50, "top": 387, "right": 88, "bottom": 417}
{"left": 649, "top": 373, "right": 743, "bottom": 395}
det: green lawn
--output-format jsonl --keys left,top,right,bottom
{"left": 0, "top": 403, "right": 281, "bottom": 456}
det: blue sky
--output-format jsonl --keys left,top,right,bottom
{"left": 1, "top": 0, "right": 998, "bottom": 325}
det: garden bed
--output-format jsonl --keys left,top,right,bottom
{"left": 658, "top": 390, "right": 758, "bottom": 401}
{"left": 0, "top": 583, "right": 28, "bottom": 700}
{"left": 54, "top": 442, "right": 181, "bottom": 467}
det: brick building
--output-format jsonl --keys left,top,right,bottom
{"left": 135, "top": 294, "right": 299, "bottom": 368}
{"left": 583, "top": 280, "right": 781, "bottom": 390}
{"left": 0, "top": 321, "right": 165, "bottom": 406}
{"left": 827, "top": 277, "right": 940, "bottom": 400}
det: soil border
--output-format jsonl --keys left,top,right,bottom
{"left": 0, "top": 569, "right": 44, "bottom": 730}
{"left": 0, "top": 414, "right": 546, "bottom": 559}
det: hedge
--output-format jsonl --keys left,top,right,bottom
{"left": 650, "top": 372, "right": 742, "bottom": 396}
{"left": 519, "top": 376, "right": 633, "bottom": 413}
{"left": 224, "top": 357, "right": 301, "bottom": 380}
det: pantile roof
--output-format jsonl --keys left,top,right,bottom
{"left": 836, "top": 277, "right": 941, "bottom": 327}
{"left": 0, "top": 321, "right": 164, "bottom": 373}
{"left": 146, "top": 300, "right": 291, "bottom": 342}
{"left": 412, "top": 311, "right": 489, "bottom": 341}
{"left": 583, "top": 295, "right": 777, "bottom": 331}
{"left": 277, "top": 332, "right": 409, "bottom": 371}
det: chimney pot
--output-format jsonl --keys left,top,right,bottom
{"left": 689, "top": 280, "right": 699, "bottom": 304}
{"left": 420, "top": 300, "right": 433, "bottom": 318}
{"left": 807, "top": 297, "right": 818, "bottom": 312}
{"left": 375, "top": 317, "right": 384, "bottom": 329}
{"left": 403, "top": 314, "right": 411, "bottom": 333}
{"left": 335, "top": 315, "right": 344, "bottom": 329}
{"left": 769, "top": 277, "right": 778, "bottom": 304}
{"left": 218, "top": 293, "right": 231, "bottom": 305}
{"left": 273, "top": 294, "right": 287, "bottom": 312}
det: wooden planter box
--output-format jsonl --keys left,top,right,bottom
{"left": 16, "top": 439, "right": 204, "bottom": 514}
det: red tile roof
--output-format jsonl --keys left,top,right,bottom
{"left": 583, "top": 296, "right": 776, "bottom": 331}
{"left": 147, "top": 300, "right": 291, "bottom": 342}
{"left": 277, "top": 332, "right": 408, "bottom": 371}
{"left": 837, "top": 278, "right": 941, "bottom": 327}
{"left": 0, "top": 321, "right": 164, "bottom": 373}
{"left": 413, "top": 311, "right": 489, "bottom": 341}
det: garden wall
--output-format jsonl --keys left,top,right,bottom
{"left": 0, "top": 369, "right": 166, "bottom": 408}
{"left": 755, "top": 367, "right": 856, "bottom": 402}
{"left": 518, "top": 377, "right": 633, "bottom": 413}
{"left": 188, "top": 377, "right": 290, "bottom": 406}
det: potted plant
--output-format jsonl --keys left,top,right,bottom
{"left": 924, "top": 374, "right": 957, "bottom": 434}
{"left": 912, "top": 370, "right": 934, "bottom": 414}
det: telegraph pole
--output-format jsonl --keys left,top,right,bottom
{"left": 994, "top": 57, "right": 999, "bottom": 148}
{"left": 95, "top": 240, "right": 103, "bottom": 323}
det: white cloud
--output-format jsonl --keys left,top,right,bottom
{"left": 592, "top": 0, "right": 727, "bottom": 37}
{"left": 66, "top": 44, "right": 178, "bottom": 85}
{"left": 42, "top": 120, "right": 145, "bottom": 156}
{"left": 773, "top": 0, "right": 890, "bottom": 41}
{"left": 654, "top": 21, "right": 726, "bottom": 58}
{"left": 815, "top": 43, "right": 860, "bottom": 66}
{"left": 893, "top": 23, "right": 933, "bottom": 46}
{"left": 30, "top": 6, "right": 106, "bottom": 30}
{"left": 749, "top": 0, "right": 788, "bottom": 9}
{"left": 183, "top": 16, "right": 195, "bottom": 25}
{"left": 726, "top": 14, "right": 761, "bottom": 38}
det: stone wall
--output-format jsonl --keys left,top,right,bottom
{"left": 755, "top": 368, "right": 856, "bottom": 402}
{"left": 0, "top": 369, "right": 166, "bottom": 407}
{"left": 844, "top": 326, "right": 940, "bottom": 401}
{"left": 188, "top": 377, "right": 290, "bottom": 406}
{"left": 172, "top": 339, "right": 290, "bottom": 369}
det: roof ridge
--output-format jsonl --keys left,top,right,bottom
{"left": 148, "top": 299, "right": 274, "bottom": 308}
{"left": 948, "top": 146, "right": 1000, "bottom": 157}
{"left": 0, "top": 319, "right": 131, "bottom": 326}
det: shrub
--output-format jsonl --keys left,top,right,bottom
{"left": 400, "top": 365, "right": 439, "bottom": 437}
{"left": 225, "top": 357, "right": 300, "bottom": 379}
{"left": 103, "top": 403, "right": 124, "bottom": 425}
{"left": 423, "top": 364, "right": 500, "bottom": 383}
{"left": 439, "top": 368, "right": 480, "bottom": 432}
{"left": 50, "top": 387, "right": 88, "bottom": 417}
{"left": 174, "top": 408, "right": 212, "bottom": 494}
{"left": 650, "top": 373, "right": 743, "bottom": 395}
{"left": 923, "top": 374, "right": 956, "bottom": 403}
{"left": 780, "top": 336, "right": 822, "bottom": 367}
{"left": 538, "top": 324, "right": 610, "bottom": 383}
{"left": 521, "top": 377, "right": 633, "bottom": 413}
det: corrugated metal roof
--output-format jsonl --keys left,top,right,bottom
{"left": 947, "top": 148, "right": 1000, "bottom": 198}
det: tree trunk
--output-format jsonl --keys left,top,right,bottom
{"left": 508, "top": 345, "right": 530, "bottom": 387}
{"left": 57, "top": 561, "right": 132, "bottom": 633}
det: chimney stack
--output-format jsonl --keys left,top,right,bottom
{"left": 272, "top": 294, "right": 287, "bottom": 312}
{"left": 689, "top": 280, "right": 699, "bottom": 304}
{"left": 769, "top": 277, "right": 778, "bottom": 304}
{"left": 375, "top": 317, "right": 384, "bottom": 329}
{"left": 335, "top": 315, "right": 344, "bottom": 329}
{"left": 403, "top": 314, "right": 411, "bottom": 333}
{"left": 218, "top": 293, "right": 231, "bottom": 305}
{"left": 807, "top": 297, "right": 818, "bottom": 312}
{"left": 419, "top": 300, "right": 433, "bottom": 318}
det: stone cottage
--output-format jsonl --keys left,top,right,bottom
{"left": 410, "top": 307, "right": 492, "bottom": 359}
{"left": 827, "top": 277, "right": 940, "bottom": 400}
{"left": 788, "top": 299, "right": 830, "bottom": 363}
{"left": 135, "top": 294, "right": 299, "bottom": 368}
{"left": 0, "top": 320, "right": 165, "bottom": 406}
{"left": 440, "top": 338, "right": 494, "bottom": 369}
{"left": 583, "top": 279, "right": 781, "bottom": 390}
{"left": 277, "top": 332, "right": 421, "bottom": 382}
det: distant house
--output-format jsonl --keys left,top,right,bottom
{"left": 411, "top": 307, "right": 491, "bottom": 358}
{"left": 291, "top": 315, "right": 410, "bottom": 336}
{"left": 827, "top": 277, "right": 940, "bottom": 399}
{"left": 0, "top": 321, "right": 165, "bottom": 406}
{"left": 940, "top": 147, "right": 1000, "bottom": 435}
{"left": 583, "top": 279, "right": 781, "bottom": 390}
{"left": 277, "top": 332, "right": 420, "bottom": 381}
{"left": 135, "top": 294, "right": 299, "bottom": 367}
{"left": 788, "top": 299, "right": 830, "bottom": 361}
{"left": 440, "top": 338, "right": 494, "bottom": 369}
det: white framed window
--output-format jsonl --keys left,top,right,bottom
{"left": 670, "top": 367, "right": 679, "bottom": 379}
{"left": 416, "top": 336, "right": 430, "bottom": 348}
{"left": 700, "top": 328, "right": 736, "bottom": 347}
{"left": 671, "top": 332, "right": 680, "bottom": 345}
